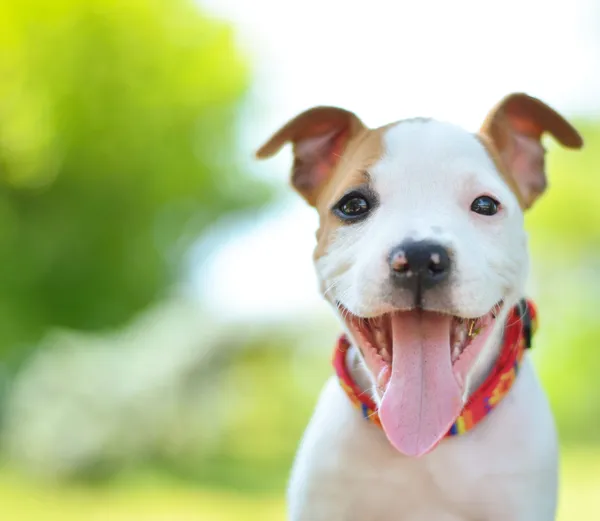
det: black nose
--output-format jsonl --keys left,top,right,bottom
{"left": 389, "top": 240, "right": 451, "bottom": 290}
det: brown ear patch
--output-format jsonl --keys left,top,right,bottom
{"left": 480, "top": 93, "right": 583, "bottom": 209}
{"left": 256, "top": 107, "right": 366, "bottom": 206}
{"left": 291, "top": 127, "right": 351, "bottom": 197}
{"left": 312, "top": 125, "right": 388, "bottom": 262}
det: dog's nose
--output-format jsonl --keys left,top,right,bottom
{"left": 389, "top": 240, "right": 451, "bottom": 289}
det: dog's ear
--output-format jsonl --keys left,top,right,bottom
{"left": 480, "top": 93, "right": 583, "bottom": 209}
{"left": 256, "top": 107, "right": 365, "bottom": 206}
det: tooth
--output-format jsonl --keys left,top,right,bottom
{"left": 468, "top": 319, "right": 483, "bottom": 338}
{"left": 468, "top": 320, "right": 476, "bottom": 337}
{"left": 374, "top": 329, "right": 387, "bottom": 349}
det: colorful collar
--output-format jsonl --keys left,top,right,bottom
{"left": 333, "top": 299, "right": 538, "bottom": 437}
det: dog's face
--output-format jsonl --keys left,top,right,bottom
{"left": 257, "top": 94, "right": 582, "bottom": 457}
{"left": 314, "top": 119, "right": 526, "bottom": 320}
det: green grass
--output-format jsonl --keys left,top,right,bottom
{"left": 0, "top": 471, "right": 285, "bottom": 521}
{"left": 1, "top": 447, "right": 598, "bottom": 520}
{"left": 557, "top": 447, "right": 600, "bottom": 520}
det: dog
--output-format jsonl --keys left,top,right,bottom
{"left": 256, "top": 93, "right": 583, "bottom": 521}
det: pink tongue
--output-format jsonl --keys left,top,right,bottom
{"left": 378, "top": 311, "right": 463, "bottom": 457}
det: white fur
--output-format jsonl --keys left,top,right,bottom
{"left": 291, "top": 120, "right": 557, "bottom": 520}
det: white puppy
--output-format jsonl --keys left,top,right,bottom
{"left": 257, "top": 94, "right": 583, "bottom": 521}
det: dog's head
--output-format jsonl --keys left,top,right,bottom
{"left": 257, "top": 94, "right": 582, "bottom": 457}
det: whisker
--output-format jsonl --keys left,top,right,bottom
{"left": 504, "top": 303, "right": 528, "bottom": 329}
{"left": 323, "top": 280, "right": 338, "bottom": 297}
{"left": 365, "top": 409, "right": 380, "bottom": 420}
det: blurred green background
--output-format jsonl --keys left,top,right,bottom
{"left": 0, "top": 0, "right": 598, "bottom": 519}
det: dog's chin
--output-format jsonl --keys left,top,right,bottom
{"left": 337, "top": 300, "right": 504, "bottom": 457}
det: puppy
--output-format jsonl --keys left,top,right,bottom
{"left": 257, "top": 94, "right": 583, "bottom": 521}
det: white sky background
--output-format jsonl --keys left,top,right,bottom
{"left": 191, "top": 0, "right": 600, "bottom": 322}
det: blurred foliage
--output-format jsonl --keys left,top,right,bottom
{"left": 527, "top": 122, "right": 600, "bottom": 444}
{"left": 0, "top": 0, "right": 267, "bottom": 364}
{"left": 528, "top": 121, "right": 600, "bottom": 253}
{"left": 157, "top": 325, "right": 335, "bottom": 491}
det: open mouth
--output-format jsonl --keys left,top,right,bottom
{"left": 339, "top": 300, "right": 504, "bottom": 457}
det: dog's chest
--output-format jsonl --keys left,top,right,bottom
{"left": 294, "top": 425, "right": 506, "bottom": 520}
{"left": 333, "top": 452, "right": 481, "bottom": 520}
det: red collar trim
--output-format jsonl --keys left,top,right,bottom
{"left": 333, "top": 300, "right": 538, "bottom": 436}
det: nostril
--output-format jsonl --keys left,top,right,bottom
{"left": 428, "top": 253, "right": 446, "bottom": 275}
{"left": 390, "top": 250, "right": 409, "bottom": 273}
{"left": 397, "top": 263, "right": 411, "bottom": 274}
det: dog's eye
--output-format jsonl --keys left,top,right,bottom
{"left": 334, "top": 192, "right": 371, "bottom": 220}
{"left": 470, "top": 196, "right": 500, "bottom": 216}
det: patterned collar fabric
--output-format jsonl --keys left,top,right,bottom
{"left": 332, "top": 300, "right": 538, "bottom": 437}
